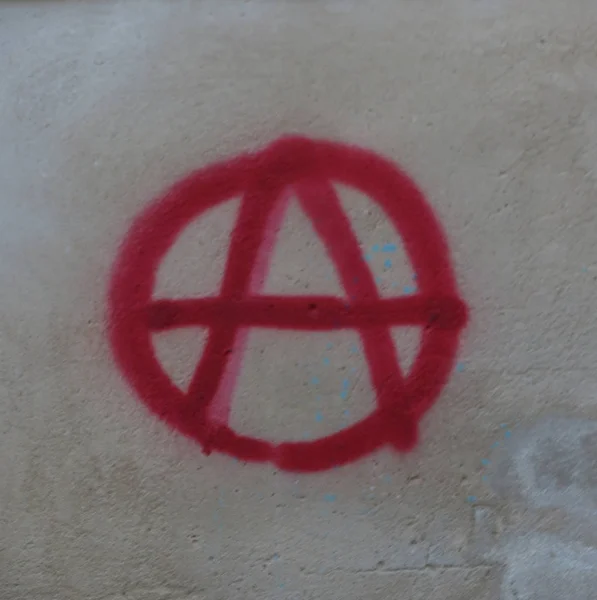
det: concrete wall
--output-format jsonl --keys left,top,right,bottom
{"left": 1, "top": 2, "right": 597, "bottom": 599}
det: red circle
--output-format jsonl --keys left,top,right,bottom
{"left": 108, "top": 136, "right": 468, "bottom": 472}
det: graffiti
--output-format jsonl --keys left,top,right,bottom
{"left": 108, "top": 136, "right": 468, "bottom": 472}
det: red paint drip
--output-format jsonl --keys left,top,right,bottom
{"left": 108, "top": 135, "right": 468, "bottom": 472}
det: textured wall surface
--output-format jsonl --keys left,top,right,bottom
{"left": 1, "top": 1, "right": 597, "bottom": 599}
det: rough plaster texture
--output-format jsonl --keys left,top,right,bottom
{"left": 1, "top": 1, "right": 597, "bottom": 599}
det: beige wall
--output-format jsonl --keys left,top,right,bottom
{"left": 2, "top": 2, "right": 597, "bottom": 599}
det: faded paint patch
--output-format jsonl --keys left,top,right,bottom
{"left": 501, "top": 535, "right": 597, "bottom": 600}
{"left": 489, "top": 417, "right": 597, "bottom": 517}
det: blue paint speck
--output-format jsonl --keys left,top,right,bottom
{"left": 482, "top": 475, "right": 489, "bottom": 482}
{"left": 323, "top": 357, "right": 330, "bottom": 366}
{"left": 315, "top": 412, "right": 323, "bottom": 422}
{"left": 316, "top": 395, "right": 322, "bottom": 401}
{"left": 466, "top": 495, "right": 477, "bottom": 503}
{"left": 504, "top": 430, "right": 512, "bottom": 439}
{"left": 343, "top": 378, "right": 350, "bottom": 388}
{"left": 350, "top": 367, "right": 358, "bottom": 373}
{"left": 326, "top": 343, "right": 333, "bottom": 350}
{"left": 384, "top": 259, "right": 392, "bottom": 269}
{"left": 364, "top": 253, "right": 372, "bottom": 262}
{"left": 372, "top": 244, "right": 380, "bottom": 252}
{"left": 383, "top": 243, "right": 397, "bottom": 252}
{"left": 340, "top": 390, "right": 348, "bottom": 400}
{"left": 343, "top": 409, "right": 350, "bottom": 417}
{"left": 350, "top": 344, "right": 360, "bottom": 354}
{"left": 324, "top": 493, "right": 337, "bottom": 502}
{"left": 491, "top": 441, "right": 500, "bottom": 449}
{"left": 481, "top": 458, "right": 490, "bottom": 466}
{"left": 376, "top": 277, "right": 383, "bottom": 284}
{"left": 500, "top": 423, "right": 507, "bottom": 428}
{"left": 456, "top": 362, "right": 465, "bottom": 373}
{"left": 311, "top": 377, "right": 320, "bottom": 385}
{"left": 581, "top": 266, "right": 588, "bottom": 273}
{"left": 403, "top": 285, "right": 416, "bottom": 295}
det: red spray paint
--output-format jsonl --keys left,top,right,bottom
{"left": 108, "top": 136, "right": 468, "bottom": 472}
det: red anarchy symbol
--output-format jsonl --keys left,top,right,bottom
{"left": 108, "top": 136, "right": 468, "bottom": 472}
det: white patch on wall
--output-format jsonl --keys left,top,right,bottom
{"left": 498, "top": 418, "right": 597, "bottom": 516}
{"left": 501, "top": 535, "right": 597, "bottom": 600}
